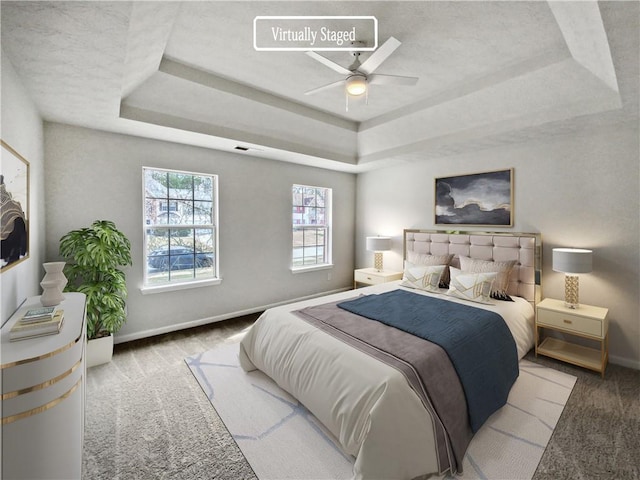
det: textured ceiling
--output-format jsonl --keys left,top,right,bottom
{"left": 1, "top": 1, "right": 638, "bottom": 172}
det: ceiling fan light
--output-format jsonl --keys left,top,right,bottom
{"left": 346, "top": 75, "right": 367, "bottom": 96}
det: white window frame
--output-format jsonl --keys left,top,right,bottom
{"left": 141, "top": 167, "right": 220, "bottom": 294}
{"left": 291, "top": 184, "right": 332, "bottom": 273}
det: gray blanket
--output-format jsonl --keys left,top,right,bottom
{"left": 294, "top": 301, "right": 473, "bottom": 475}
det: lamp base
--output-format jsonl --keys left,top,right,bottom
{"left": 373, "top": 252, "right": 384, "bottom": 272}
{"left": 564, "top": 274, "right": 579, "bottom": 309}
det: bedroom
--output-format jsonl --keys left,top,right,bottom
{"left": 1, "top": 1, "right": 638, "bottom": 479}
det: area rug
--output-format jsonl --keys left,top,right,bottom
{"left": 186, "top": 343, "right": 577, "bottom": 480}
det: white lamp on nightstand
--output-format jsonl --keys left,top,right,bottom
{"left": 366, "top": 236, "right": 391, "bottom": 272}
{"left": 552, "top": 248, "right": 593, "bottom": 309}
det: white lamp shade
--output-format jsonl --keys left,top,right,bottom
{"left": 552, "top": 248, "right": 593, "bottom": 274}
{"left": 366, "top": 236, "right": 391, "bottom": 252}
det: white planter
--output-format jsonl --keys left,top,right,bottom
{"left": 86, "top": 334, "right": 113, "bottom": 367}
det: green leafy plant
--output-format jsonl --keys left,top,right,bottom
{"left": 59, "top": 220, "right": 132, "bottom": 340}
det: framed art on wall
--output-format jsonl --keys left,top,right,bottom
{"left": 435, "top": 168, "right": 513, "bottom": 226}
{"left": 1, "top": 140, "right": 30, "bottom": 271}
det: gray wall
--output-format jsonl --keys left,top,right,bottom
{"left": 1, "top": 51, "right": 45, "bottom": 323}
{"left": 356, "top": 123, "right": 639, "bottom": 369}
{"left": 44, "top": 123, "right": 356, "bottom": 341}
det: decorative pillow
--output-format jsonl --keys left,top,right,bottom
{"left": 459, "top": 256, "right": 516, "bottom": 302}
{"left": 406, "top": 252, "right": 454, "bottom": 287}
{"left": 446, "top": 267, "right": 497, "bottom": 304}
{"left": 401, "top": 263, "right": 446, "bottom": 292}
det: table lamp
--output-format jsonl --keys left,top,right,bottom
{"left": 366, "top": 236, "right": 391, "bottom": 272}
{"left": 552, "top": 248, "right": 592, "bottom": 308}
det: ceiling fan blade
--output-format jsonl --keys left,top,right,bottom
{"left": 304, "top": 79, "right": 345, "bottom": 95}
{"left": 368, "top": 74, "right": 419, "bottom": 86}
{"left": 358, "top": 36, "right": 402, "bottom": 75}
{"left": 305, "top": 51, "right": 352, "bottom": 75}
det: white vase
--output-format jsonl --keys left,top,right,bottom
{"left": 40, "top": 262, "right": 67, "bottom": 306}
{"left": 40, "top": 279, "right": 65, "bottom": 306}
{"left": 42, "top": 261, "right": 68, "bottom": 290}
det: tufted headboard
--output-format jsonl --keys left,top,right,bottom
{"left": 404, "top": 230, "right": 542, "bottom": 306}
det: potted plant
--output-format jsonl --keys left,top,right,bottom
{"left": 59, "top": 220, "right": 132, "bottom": 367}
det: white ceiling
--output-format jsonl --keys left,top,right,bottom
{"left": 1, "top": 1, "right": 638, "bottom": 172}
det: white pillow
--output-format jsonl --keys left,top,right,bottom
{"left": 406, "top": 252, "right": 454, "bottom": 287}
{"left": 459, "top": 256, "right": 516, "bottom": 301}
{"left": 446, "top": 267, "right": 497, "bottom": 304}
{"left": 401, "top": 263, "right": 445, "bottom": 292}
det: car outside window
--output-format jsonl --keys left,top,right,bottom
{"left": 143, "top": 167, "right": 218, "bottom": 287}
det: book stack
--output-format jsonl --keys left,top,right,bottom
{"left": 10, "top": 306, "right": 65, "bottom": 341}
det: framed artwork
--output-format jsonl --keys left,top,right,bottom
{"left": 1, "top": 140, "right": 30, "bottom": 271}
{"left": 435, "top": 168, "right": 513, "bottom": 227}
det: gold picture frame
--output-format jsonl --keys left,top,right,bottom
{"left": 435, "top": 168, "right": 513, "bottom": 227}
{"left": 1, "top": 140, "right": 30, "bottom": 271}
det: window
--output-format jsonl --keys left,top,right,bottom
{"left": 143, "top": 167, "right": 218, "bottom": 288}
{"left": 160, "top": 201, "right": 178, "bottom": 212}
{"left": 292, "top": 184, "right": 332, "bottom": 269}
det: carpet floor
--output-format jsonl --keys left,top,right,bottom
{"left": 84, "top": 314, "right": 640, "bottom": 479}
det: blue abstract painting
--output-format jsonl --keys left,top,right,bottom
{"left": 435, "top": 169, "right": 513, "bottom": 226}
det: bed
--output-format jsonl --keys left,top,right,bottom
{"left": 239, "top": 230, "right": 542, "bottom": 480}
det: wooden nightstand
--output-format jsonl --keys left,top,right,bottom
{"left": 354, "top": 268, "right": 403, "bottom": 288}
{"left": 535, "top": 298, "right": 609, "bottom": 377}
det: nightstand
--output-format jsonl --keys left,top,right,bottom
{"left": 354, "top": 268, "right": 403, "bottom": 288}
{"left": 535, "top": 298, "right": 609, "bottom": 377}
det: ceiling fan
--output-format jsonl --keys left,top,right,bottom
{"left": 304, "top": 37, "right": 419, "bottom": 107}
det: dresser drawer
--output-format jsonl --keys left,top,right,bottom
{"left": 354, "top": 270, "right": 384, "bottom": 285}
{"left": 537, "top": 308, "right": 604, "bottom": 338}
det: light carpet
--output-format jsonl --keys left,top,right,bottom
{"left": 186, "top": 343, "right": 576, "bottom": 480}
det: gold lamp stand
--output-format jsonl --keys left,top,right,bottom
{"left": 564, "top": 274, "right": 580, "bottom": 309}
{"left": 373, "top": 252, "right": 384, "bottom": 272}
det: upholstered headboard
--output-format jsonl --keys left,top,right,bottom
{"left": 404, "top": 230, "right": 542, "bottom": 306}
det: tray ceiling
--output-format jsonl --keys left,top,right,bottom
{"left": 1, "top": 1, "right": 637, "bottom": 172}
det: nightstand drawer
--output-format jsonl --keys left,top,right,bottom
{"left": 354, "top": 270, "right": 385, "bottom": 285}
{"left": 537, "top": 308, "right": 603, "bottom": 338}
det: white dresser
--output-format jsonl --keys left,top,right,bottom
{"left": 1, "top": 292, "right": 86, "bottom": 479}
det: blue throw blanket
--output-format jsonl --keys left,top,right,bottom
{"left": 337, "top": 290, "right": 518, "bottom": 432}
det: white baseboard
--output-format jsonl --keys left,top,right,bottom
{"left": 114, "top": 287, "right": 351, "bottom": 345}
{"left": 609, "top": 354, "right": 640, "bottom": 371}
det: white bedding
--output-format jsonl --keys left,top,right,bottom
{"left": 239, "top": 282, "right": 534, "bottom": 480}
